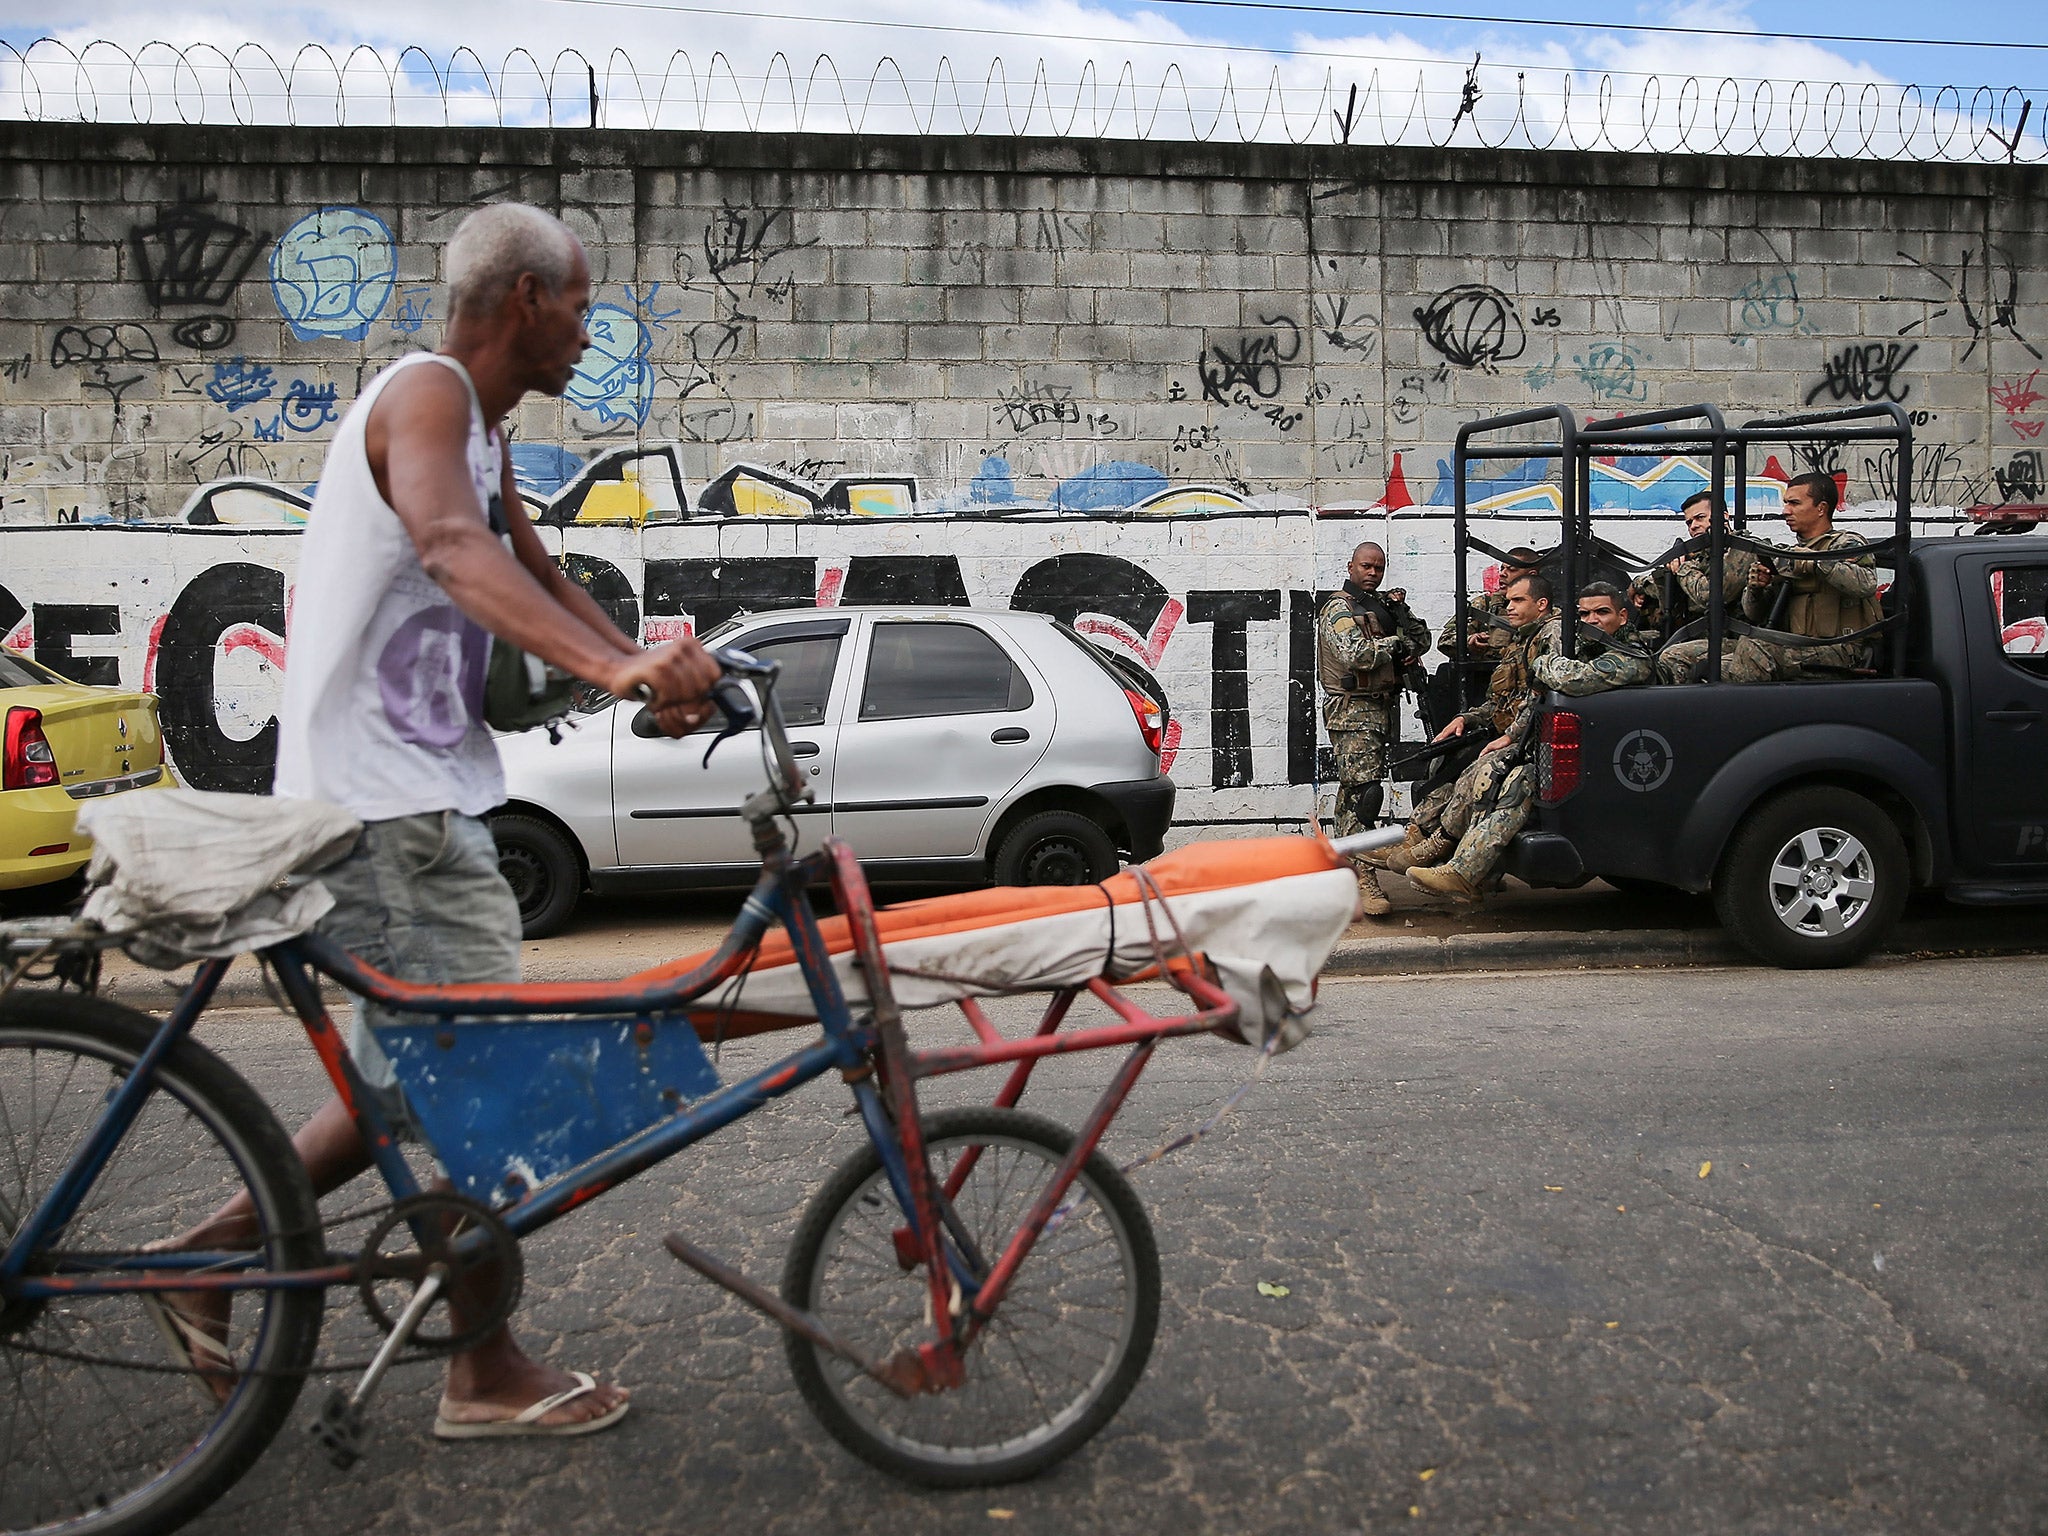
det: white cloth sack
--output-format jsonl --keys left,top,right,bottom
{"left": 78, "top": 790, "right": 362, "bottom": 967}
{"left": 668, "top": 837, "right": 1360, "bottom": 1050}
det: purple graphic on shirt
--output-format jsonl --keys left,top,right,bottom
{"left": 377, "top": 606, "right": 487, "bottom": 747}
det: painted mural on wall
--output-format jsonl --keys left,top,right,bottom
{"left": 0, "top": 502, "right": 1953, "bottom": 832}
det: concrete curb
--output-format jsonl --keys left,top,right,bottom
{"left": 1323, "top": 923, "right": 2048, "bottom": 976}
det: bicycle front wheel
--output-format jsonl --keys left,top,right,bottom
{"left": 782, "top": 1107, "right": 1159, "bottom": 1487}
{"left": 0, "top": 993, "right": 324, "bottom": 1536}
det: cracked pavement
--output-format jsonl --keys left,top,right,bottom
{"left": 173, "top": 955, "right": 2046, "bottom": 1535}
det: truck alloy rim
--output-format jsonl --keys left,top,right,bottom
{"left": 1767, "top": 826, "right": 1876, "bottom": 938}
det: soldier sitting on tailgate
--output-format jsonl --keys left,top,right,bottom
{"left": 1317, "top": 540, "right": 1432, "bottom": 918}
{"left": 1655, "top": 472, "right": 1879, "bottom": 684}
{"left": 1362, "top": 571, "right": 1560, "bottom": 901}
{"left": 1537, "top": 582, "right": 1656, "bottom": 697}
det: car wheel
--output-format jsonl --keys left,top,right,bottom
{"left": 992, "top": 811, "right": 1119, "bottom": 888}
{"left": 491, "top": 812, "right": 582, "bottom": 939}
{"left": 1713, "top": 786, "right": 1908, "bottom": 969}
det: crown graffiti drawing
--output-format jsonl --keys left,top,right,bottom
{"left": 128, "top": 197, "right": 268, "bottom": 309}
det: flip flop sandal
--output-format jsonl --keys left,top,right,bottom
{"left": 140, "top": 1292, "right": 237, "bottom": 1397}
{"left": 433, "top": 1371, "right": 630, "bottom": 1441}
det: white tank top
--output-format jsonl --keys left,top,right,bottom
{"left": 273, "top": 353, "right": 506, "bottom": 822}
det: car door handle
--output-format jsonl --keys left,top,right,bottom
{"left": 990, "top": 727, "right": 1031, "bottom": 744}
{"left": 1986, "top": 709, "right": 2041, "bottom": 723}
{"left": 789, "top": 740, "right": 821, "bottom": 758}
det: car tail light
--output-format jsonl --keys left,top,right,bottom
{"left": 1536, "top": 708, "right": 1581, "bottom": 805}
{"left": 1122, "top": 688, "right": 1164, "bottom": 756}
{"left": 4, "top": 707, "right": 60, "bottom": 790}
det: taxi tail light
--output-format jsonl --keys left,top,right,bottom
{"left": 1536, "top": 708, "right": 1581, "bottom": 805}
{"left": 4, "top": 707, "right": 61, "bottom": 790}
{"left": 1122, "top": 688, "right": 1165, "bottom": 756}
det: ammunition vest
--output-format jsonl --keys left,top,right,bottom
{"left": 1317, "top": 591, "right": 1400, "bottom": 697}
{"left": 1784, "top": 530, "right": 1880, "bottom": 639}
{"left": 1485, "top": 619, "right": 1556, "bottom": 730}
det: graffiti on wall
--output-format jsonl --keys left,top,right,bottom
{"left": 270, "top": 207, "right": 398, "bottom": 342}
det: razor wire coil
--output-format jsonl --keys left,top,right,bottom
{"left": 0, "top": 38, "right": 2042, "bottom": 163}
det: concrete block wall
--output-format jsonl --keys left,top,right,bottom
{"left": 2, "top": 124, "right": 2044, "bottom": 827}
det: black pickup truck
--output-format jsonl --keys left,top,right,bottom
{"left": 1437, "top": 402, "right": 2048, "bottom": 968}
{"left": 1508, "top": 534, "right": 2048, "bottom": 967}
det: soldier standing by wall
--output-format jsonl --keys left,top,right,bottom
{"left": 1317, "top": 540, "right": 1431, "bottom": 917}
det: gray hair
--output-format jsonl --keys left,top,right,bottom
{"left": 445, "top": 203, "right": 579, "bottom": 318}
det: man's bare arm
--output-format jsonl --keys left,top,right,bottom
{"left": 368, "top": 367, "right": 718, "bottom": 725}
{"left": 496, "top": 448, "right": 637, "bottom": 659}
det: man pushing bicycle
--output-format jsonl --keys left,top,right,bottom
{"left": 161, "top": 203, "right": 721, "bottom": 1438}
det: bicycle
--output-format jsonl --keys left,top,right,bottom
{"left": 1, "top": 648, "right": 1381, "bottom": 1536}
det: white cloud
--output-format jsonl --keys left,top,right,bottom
{"left": 0, "top": 0, "right": 2030, "bottom": 158}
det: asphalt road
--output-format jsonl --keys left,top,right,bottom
{"left": 169, "top": 956, "right": 2047, "bottom": 1535}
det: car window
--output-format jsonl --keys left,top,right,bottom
{"left": 679, "top": 632, "right": 842, "bottom": 735}
{"left": 0, "top": 650, "right": 59, "bottom": 689}
{"left": 750, "top": 634, "right": 841, "bottom": 727}
{"left": 1990, "top": 567, "right": 2048, "bottom": 678}
{"left": 859, "top": 622, "right": 1031, "bottom": 721}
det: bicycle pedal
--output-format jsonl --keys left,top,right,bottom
{"left": 311, "top": 1387, "right": 370, "bottom": 1472}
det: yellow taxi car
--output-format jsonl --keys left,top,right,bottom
{"left": 2, "top": 646, "right": 173, "bottom": 892}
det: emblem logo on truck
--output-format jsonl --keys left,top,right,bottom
{"left": 1613, "top": 729, "right": 1674, "bottom": 793}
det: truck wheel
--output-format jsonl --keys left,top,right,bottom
{"left": 491, "top": 812, "right": 582, "bottom": 939}
{"left": 1713, "top": 787, "right": 1907, "bottom": 969}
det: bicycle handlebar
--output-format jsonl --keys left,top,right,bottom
{"left": 626, "top": 645, "right": 812, "bottom": 819}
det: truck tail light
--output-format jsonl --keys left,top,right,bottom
{"left": 1122, "top": 688, "right": 1165, "bottom": 756}
{"left": 1536, "top": 709, "right": 1581, "bottom": 805}
{"left": 4, "top": 707, "right": 61, "bottom": 790}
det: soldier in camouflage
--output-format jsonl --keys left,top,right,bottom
{"left": 1630, "top": 490, "right": 1755, "bottom": 648}
{"left": 1437, "top": 545, "right": 1544, "bottom": 660}
{"left": 1317, "top": 540, "right": 1431, "bottom": 916}
{"left": 1655, "top": 473, "right": 1879, "bottom": 684}
{"left": 1404, "top": 578, "right": 1651, "bottom": 901}
{"left": 1366, "top": 572, "right": 1559, "bottom": 888}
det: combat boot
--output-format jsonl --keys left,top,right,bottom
{"left": 1378, "top": 833, "right": 1451, "bottom": 874}
{"left": 1407, "top": 863, "right": 1483, "bottom": 903}
{"left": 1355, "top": 867, "right": 1392, "bottom": 917}
{"left": 1359, "top": 823, "right": 1424, "bottom": 869}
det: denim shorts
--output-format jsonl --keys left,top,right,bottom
{"left": 316, "top": 810, "right": 522, "bottom": 1138}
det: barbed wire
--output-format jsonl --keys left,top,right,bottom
{"left": 1, "top": 38, "right": 2041, "bottom": 163}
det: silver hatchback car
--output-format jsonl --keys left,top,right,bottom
{"left": 490, "top": 606, "right": 1175, "bottom": 936}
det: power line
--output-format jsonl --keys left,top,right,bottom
{"left": 521, "top": 0, "right": 2047, "bottom": 76}
{"left": 1133, "top": 0, "right": 2048, "bottom": 56}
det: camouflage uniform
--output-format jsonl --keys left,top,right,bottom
{"left": 1409, "top": 616, "right": 1562, "bottom": 847}
{"left": 1656, "top": 529, "right": 1878, "bottom": 683}
{"left": 1532, "top": 623, "right": 1656, "bottom": 696}
{"left": 1632, "top": 545, "right": 1756, "bottom": 639}
{"left": 1318, "top": 584, "right": 1430, "bottom": 850}
{"left": 1420, "top": 618, "right": 1650, "bottom": 888}
{"left": 1740, "top": 528, "right": 1881, "bottom": 674}
{"left": 1437, "top": 590, "right": 1513, "bottom": 659}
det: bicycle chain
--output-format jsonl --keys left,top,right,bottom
{"left": 0, "top": 1194, "right": 500, "bottom": 1381}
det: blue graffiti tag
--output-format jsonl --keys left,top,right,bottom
{"left": 204, "top": 357, "right": 276, "bottom": 412}
{"left": 270, "top": 207, "right": 397, "bottom": 342}
{"left": 279, "top": 378, "right": 341, "bottom": 433}
{"left": 564, "top": 285, "right": 683, "bottom": 428}
{"left": 252, "top": 415, "right": 283, "bottom": 443}
{"left": 391, "top": 286, "right": 433, "bottom": 334}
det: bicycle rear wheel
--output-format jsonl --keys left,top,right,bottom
{"left": 782, "top": 1106, "right": 1159, "bottom": 1487}
{"left": 0, "top": 993, "right": 324, "bottom": 1536}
